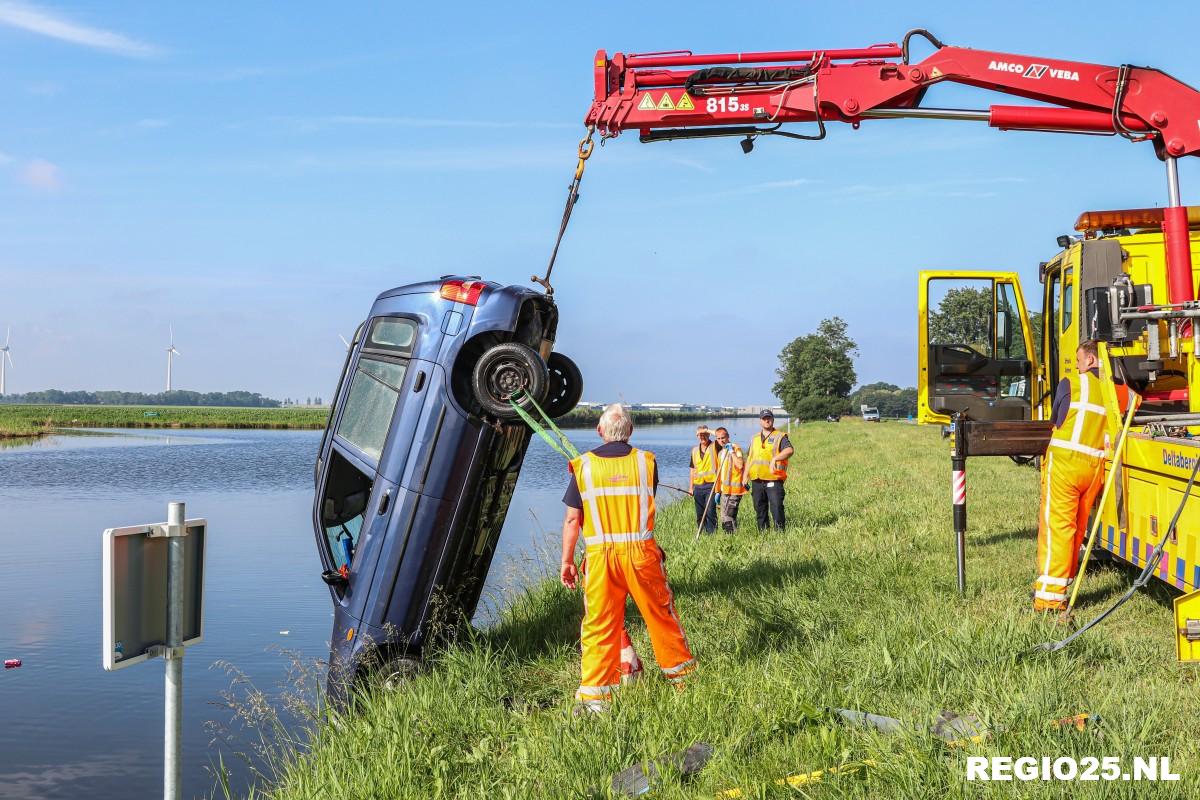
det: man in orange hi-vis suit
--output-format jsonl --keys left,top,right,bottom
{"left": 1034, "top": 340, "right": 1111, "bottom": 614}
{"left": 560, "top": 403, "right": 695, "bottom": 712}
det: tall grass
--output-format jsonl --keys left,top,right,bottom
{"left": 0, "top": 404, "right": 328, "bottom": 436}
{"left": 255, "top": 420, "right": 1199, "bottom": 798}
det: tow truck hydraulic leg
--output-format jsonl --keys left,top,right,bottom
{"left": 952, "top": 456, "right": 967, "bottom": 595}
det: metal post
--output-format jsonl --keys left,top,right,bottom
{"left": 952, "top": 457, "right": 967, "bottom": 595}
{"left": 164, "top": 501, "right": 184, "bottom": 800}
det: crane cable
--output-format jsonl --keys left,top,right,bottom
{"left": 532, "top": 126, "right": 596, "bottom": 296}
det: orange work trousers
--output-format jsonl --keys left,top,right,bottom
{"left": 1033, "top": 449, "right": 1105, "bottom": 611}
{"left": 576, "top": 540, "right": 695, "bottom": 704}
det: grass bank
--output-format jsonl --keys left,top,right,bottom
{"left": 0, "top": 404, "right": 329, "bottom": 436}
{"left": 258, "top": 419, "right": 1199, "bottom": 798}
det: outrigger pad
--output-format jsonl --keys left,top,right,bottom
{"left": 609, "top": 743, "right": 714, "bottom": 797}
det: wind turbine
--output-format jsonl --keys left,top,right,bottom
{"left": 165, "top": 325, "right": 181, "bottom": 392}
{"left": 0, "top": 327, "right": 11, "bottom": 395}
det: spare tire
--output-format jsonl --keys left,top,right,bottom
{"left": 470, "top": 342, "right": 548, "bottom": 419}
{"left": 543, "top": 352, "right": 584, "bottom": 418}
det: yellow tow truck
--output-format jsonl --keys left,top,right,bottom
{"left": 917, "top": 207, "right": 1200, "bottom": 656}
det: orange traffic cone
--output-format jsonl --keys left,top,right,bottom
{"left": 620, "top": 629, "right": 643, "bottom": 685}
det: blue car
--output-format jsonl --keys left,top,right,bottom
{"left": 313, "top": 276, "right": 582, "bottom": 695}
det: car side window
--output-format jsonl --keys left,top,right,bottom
{"left": 319, "top": 449, "right": 373, "bottom": 573}
{"left": 336, "top": 357, "right": 407, "bottom": 462}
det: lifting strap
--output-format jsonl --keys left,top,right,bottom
{"left": 531, "top": 126, "right": 596, "bottom": 296}
{"left": 508, "top": 388, "right": 579, "bottom": 461}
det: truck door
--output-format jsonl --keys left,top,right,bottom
{"left": 918, "top": 271, "right": 1039, "bottom": 425}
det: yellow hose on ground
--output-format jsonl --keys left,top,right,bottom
{"left": 1066, "top": 398, "right": 1140, "bottom": 613}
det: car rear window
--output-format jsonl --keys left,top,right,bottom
{"left": 336, "top": 357, "right": 407, "bottom": 462}
{"left": 367, "top": 318, "right": 416, "bottom": 353}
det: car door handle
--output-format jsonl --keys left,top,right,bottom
{"left": 377, "top": 489, "right": 392, "bottom": 515}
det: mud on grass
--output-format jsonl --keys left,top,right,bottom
{"left": 259, "top": 420, "right": 1200, "bottom": 799}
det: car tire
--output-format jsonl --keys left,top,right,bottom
{"left": 543, "top": 352, "right": 584, "bottom": 418}
{"left": 471, "top": 342, "right": 549, "bottom": 419}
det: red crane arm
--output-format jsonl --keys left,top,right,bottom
{"left": 585, "top": 35, "right": 1200, "bottom": 158}
{"left": 582, "top": 31, "right": 1200, "bottom": 303}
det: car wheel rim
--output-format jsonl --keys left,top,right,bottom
{"left": 489, "top": 358, "right": 528, "bottom": 399}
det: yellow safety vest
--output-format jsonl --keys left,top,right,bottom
{"left": 716, "top": 444, "right": 746, "bottom": 495}
{"left": 570, "top": 448, "right": 657, "bottom": 549}
{"left": 747, "top": 430, "right": 789, "bottom": 481}
{"left": 691, "top": 443, "right": 718, "bottom": 485}
{"left": 1049, "top": 370, "right": 1107, "bottom": 460}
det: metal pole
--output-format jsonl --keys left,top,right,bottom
{"left": 1167, "top": 155, "right": 1182, "bottom": 206}
{"left": 952, "top": 457, "right": 967, "bottom": 595}
{"left": 164, "top": 501, "right": 184, "bottom": 800}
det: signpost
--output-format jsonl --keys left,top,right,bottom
{"left": 102, "top": 501, "right": 206, "bottom": 800}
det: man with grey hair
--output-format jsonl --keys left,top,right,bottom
{"left": 560, "top": 403, "right": 695, "bottom": 711}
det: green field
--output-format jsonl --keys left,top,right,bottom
{"left": 0, "top": 404, "right": 329, "bottom": 436}
{"left": 0, "top": 403, "right": 733, "bottom": 438}
{"left": 251, "top": 420, "right": 1199, "bottom": 799}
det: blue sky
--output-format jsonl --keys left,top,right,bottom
{"left": 1, "top": 1, "right": 1197, "bottom": 405}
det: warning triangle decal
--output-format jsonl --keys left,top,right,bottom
{"left": 657, "top": 93, "right": 675, "bottom": 111}
{"left": 638, "top": 93, "right": 656, "bottom": 111}
{"left": 675, "top": 93, "right": 695, "bottom": 111}
{"left": 930, "top": 67, "right": 942, "bottom": 79}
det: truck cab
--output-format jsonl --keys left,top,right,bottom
{"left": 313, "top": 277, "right": 582, "bottom": 696}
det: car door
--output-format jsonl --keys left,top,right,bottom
{"left": 917, "top": 270, "right": 1039, "bottom": 425}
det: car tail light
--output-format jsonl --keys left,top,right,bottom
{"left": 439, "top": 280, "right": 485, "bottom": 305}
{"left": 1075, "top": 206, "right": 1200, "bottom": 233}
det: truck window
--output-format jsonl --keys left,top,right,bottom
{"left": 336, "top": 357, "right": 408, "bottom": 462}
{"left": 926, "top": 278, "right": 993, "bottom": 357}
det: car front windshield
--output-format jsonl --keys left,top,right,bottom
{"left": 336, "top": 357, "right": 407, "bottom": 462}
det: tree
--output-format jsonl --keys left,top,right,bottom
{"left": 850, "top": 381, "right": 919, "bottom": 418}
{"left": 928, "top": 286, "right": 991, "bottom": 353}
{"left": 773, "top": 317, "right": 858, "bottom": 420}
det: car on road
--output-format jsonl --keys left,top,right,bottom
{"left": 312, "top": 276, "right": 582, "bottom": 696}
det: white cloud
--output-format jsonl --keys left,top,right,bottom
{"left": 0, "top": 1, "right": 162, "bottom": 58}
{"left": 20, "top": 158, "right": 61, "bottom": 191}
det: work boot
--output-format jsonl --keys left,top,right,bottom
{"left": 572, "top": 700, "right": 610, "bottom": 717}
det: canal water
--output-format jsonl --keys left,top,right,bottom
{"left": 0, "top": 416, "right": 769, "bottom": 798}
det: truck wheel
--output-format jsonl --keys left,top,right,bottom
{"left": 471, "top": 342, "right": 548, "bottom": 419}
{"left": 543, "top": 352, "right": 584, "bottom": 418}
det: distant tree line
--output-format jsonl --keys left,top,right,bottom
{"left": 0, "top": 389, "right": 281, "bottom": 407}
{"left": 773, "top": 317, "right": 918, "bottom": 420}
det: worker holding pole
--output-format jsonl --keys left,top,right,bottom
{"left": 1034, "top": 341, "right": 1111, "bottom": 615}
{"left": 744, "top": 410, "right": 794, "bottom": 530}
{"left": 560, "top": 404, "right": 695, "bottom": 712}
{"left": 689, "top": 425, "right": 720, "bottom": 534}
{"left": 713, "top": 427, "right": 746, "bottom": 533}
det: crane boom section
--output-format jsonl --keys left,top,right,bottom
{"left": 587, "top": 40, "right": 1200, "bottom": 157}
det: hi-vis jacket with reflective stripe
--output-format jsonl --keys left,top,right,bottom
{"left": 570, "top": 448, "right": 657, "bottom": 549}
{"left": 691, "top": 443, "right": 718, "bottom": 485}
{"left": 747, "top": 430, "right": 789, "bottom": 481}
{"left": 1049, "top": 370, "right": 1107, "bottom": 460}
{"left": 716, "top": 444, "right": 746, "bottom": 495}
